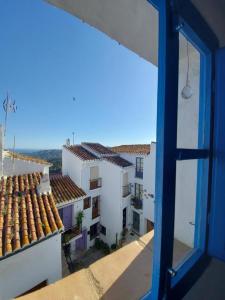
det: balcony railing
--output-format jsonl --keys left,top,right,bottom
{"left": 92, "top": 207, "right": 100, "bottom": 219}
{"left": 131, "top": 196, "right": 143, "bottom": 210}
{"left": 90, "top": 178, "right": 102, "bottom": 190}
{"left": 122, "top": 184, "right": 131, "bottom": 197}
{"left": 62, "top": 225, "right": 81, "bottom": 244}
{"left": 135, "top": 168, "right": 143, "bottom": 179}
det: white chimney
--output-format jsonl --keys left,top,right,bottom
{"left": 66, "top": 138, "right": 70, "bottom": 146}
{"left": 37, "top": 173, "right": 51, "bottom": 194}
{"left": 0, "top": 125, "right": 4, "bottom": 177}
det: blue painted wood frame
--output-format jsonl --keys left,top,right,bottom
{"left": 208, "top": 48, "right": 225, "bottom": 262}
{"left": 150, "top": 1, "right": 179, "bottom": 299}
{"left": 144, "top": 0, "right": 218, "bottom": 299}
{"left": 169, "top": 15, "right": 216, "bottom": 298}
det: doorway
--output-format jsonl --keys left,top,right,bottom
{"left": 123, "top": 208, "right": 127, "bottom": 228}
{"left": 133, "top": 211, "right": 140, "bottom": 233}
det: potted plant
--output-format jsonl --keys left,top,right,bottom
{"left": 76, "top": 211, "right": 84, "bottom": 230}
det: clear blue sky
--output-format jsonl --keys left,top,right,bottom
{"left": 0, "top": 0, "right": 157, "bottom": 149}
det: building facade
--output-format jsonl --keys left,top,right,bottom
{"left": 62, "top": 143, "right": 135, "bottom": 247}
{"left": 111, "top": 143, "right": 156, "bottom": 237}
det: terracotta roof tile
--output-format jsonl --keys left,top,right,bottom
{"left": 0, "top": 172, "right": 63, "bottom": 258}
{"left": 111, "top": 144, "right": 151, "bottom": 155}
{"left": 5, "top": 151, "right": 51, "bottom": 165}
{"left": 104, "top": 156, "right": 132, "bottom": 168}
{"left": 50, "top": 175, "right": 86, "bottom": 206}
{"left": 64, "top": 145, "right": 98, "bottom": 161}
{"left": 82, "top": 142, "right": 116, "bottom": 155}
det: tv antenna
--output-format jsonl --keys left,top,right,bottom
{"left": 3, "top": 93, "right": 17, "bottom": 136}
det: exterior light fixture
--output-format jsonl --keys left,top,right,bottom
{"left": 181, "top": 40, "right": 193, "bottom": 99}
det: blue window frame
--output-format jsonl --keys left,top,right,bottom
{"left": 144, "top": 0, "right": 218, "bottom": 299}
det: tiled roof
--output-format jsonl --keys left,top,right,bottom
{"left": 5, "top": 151, "right": 51, "bottom": 165}
{"left": 104, "top": 156, "right": 132, "bottom": 168}
{"left": 64, "top": 145, "right": 98, "bottom": 161}
{"left": 0, "top": 172, "right": 63, "bottom": 258}
{"left": 111, "top": 144, "right": 150, "bottom": 155}
{"left": 82, "top": 142, "right": 116, "bottom": 155}
{"left": 50, "top": 175, "right": 86, "bottom": 206}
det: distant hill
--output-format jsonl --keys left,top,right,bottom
{"left": 18, "top": 149, "right": 62, "bottom": 175}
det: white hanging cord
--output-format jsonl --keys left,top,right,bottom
{"left": 186, "top": 40, "right": 190, "bottom": 85}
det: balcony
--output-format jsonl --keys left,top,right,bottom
{"left": 62, "top": 225, "right": 82, "bottom": 244}
{"left": 135, "top": 168, "right": 143, "bottom": 179}
{"left": 131, "top": 196, "right": 143, "bottom": 210}
{"left": 122, "top": 184, "right": 131, "bottom": 197}
{"left": 90, "top": 178, "right": 102, "bottom": 190}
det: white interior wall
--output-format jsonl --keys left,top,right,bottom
{"left": 174, "top": 40, "right": 200, "bottom": 247}
{"left": 0, "top": 235, "right": 61, "bottom": 300}
{"left": 45, "top": 0, "right": 158, "bottom": 65}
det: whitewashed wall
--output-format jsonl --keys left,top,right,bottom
{"left": 3, "top": 157, "right": 49, "bottom": 176}
{"left": 62, "top": 148, "right": 83, "bottom": 185}
{"left": 143, "top": 142, "right": 156, "bottom": 226}
{"left": 0, "top": 235, "right": 62, "bottom": 300}
{"left": 100, "top": 161, "right": 129, "bottom": 245}
{"left": 62, "top": 148, "right": 102, "bottom": 248}
{"left": 81, "top": 161, "right": 101, "bottom": 193}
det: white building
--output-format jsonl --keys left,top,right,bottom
{"left": 3, "top": 150, "right": 51, "bottom": 176}
{"left": 62, "top": 142, "right": 134, "bottom": 247}
{"left": 112, "top": 142, "right": 156, "bottom": 236}
{"left": 0, "top": 172, "right": 64, "bottom": 300}
{"left": 0, "top": 126, "right": 64, "bottom": 300}
{"left": 50, "top": 174, "right": 88, "bottom": 254}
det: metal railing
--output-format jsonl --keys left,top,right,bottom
{"left": 122, "top": 184, "right": 131, "bottom": 197}
{"left": 62, "top": 225, "right": 81, "bottom": 244}
{"left": 131, "top": 197, "right": 143, "bottom": 210}
{"left": 90, "top": 178, "right": 102, "bottom": 190}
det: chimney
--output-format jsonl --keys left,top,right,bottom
{"left": 37, "top": 173, "right": 51, "bottom": 194}
{"left": 66, "top": 138, "right": 70, "bottom": 146}
{"left": 0, "top": 125, "right": 4, "bottom": 177}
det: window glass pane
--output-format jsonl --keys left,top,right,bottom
{"left": 173, "top": 158, "right": 208, "bottom": 268}
{"left": 177, "top": 33, "right": 200, "bottom": 149}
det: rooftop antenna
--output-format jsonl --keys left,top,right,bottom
{"left": 72, "top": 132, "right": 75, "bottom": 145}
{"left": 3, "top": 93, "right": 17, "bottom": 136}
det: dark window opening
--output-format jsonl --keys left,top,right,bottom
{"left": 83, "top": 197, "right": 91, "bottom": 209}
{"left": 135, "top": 183, "right": 143, "bottom": 200}
{"left": 100, "top": 225, "right": 106, "bottom": 235}
{"left": 90, "top": 222, "right": 100, "bottom": 240}
{"left": 92, "top": 196, "right": 100, "bottom": 219}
